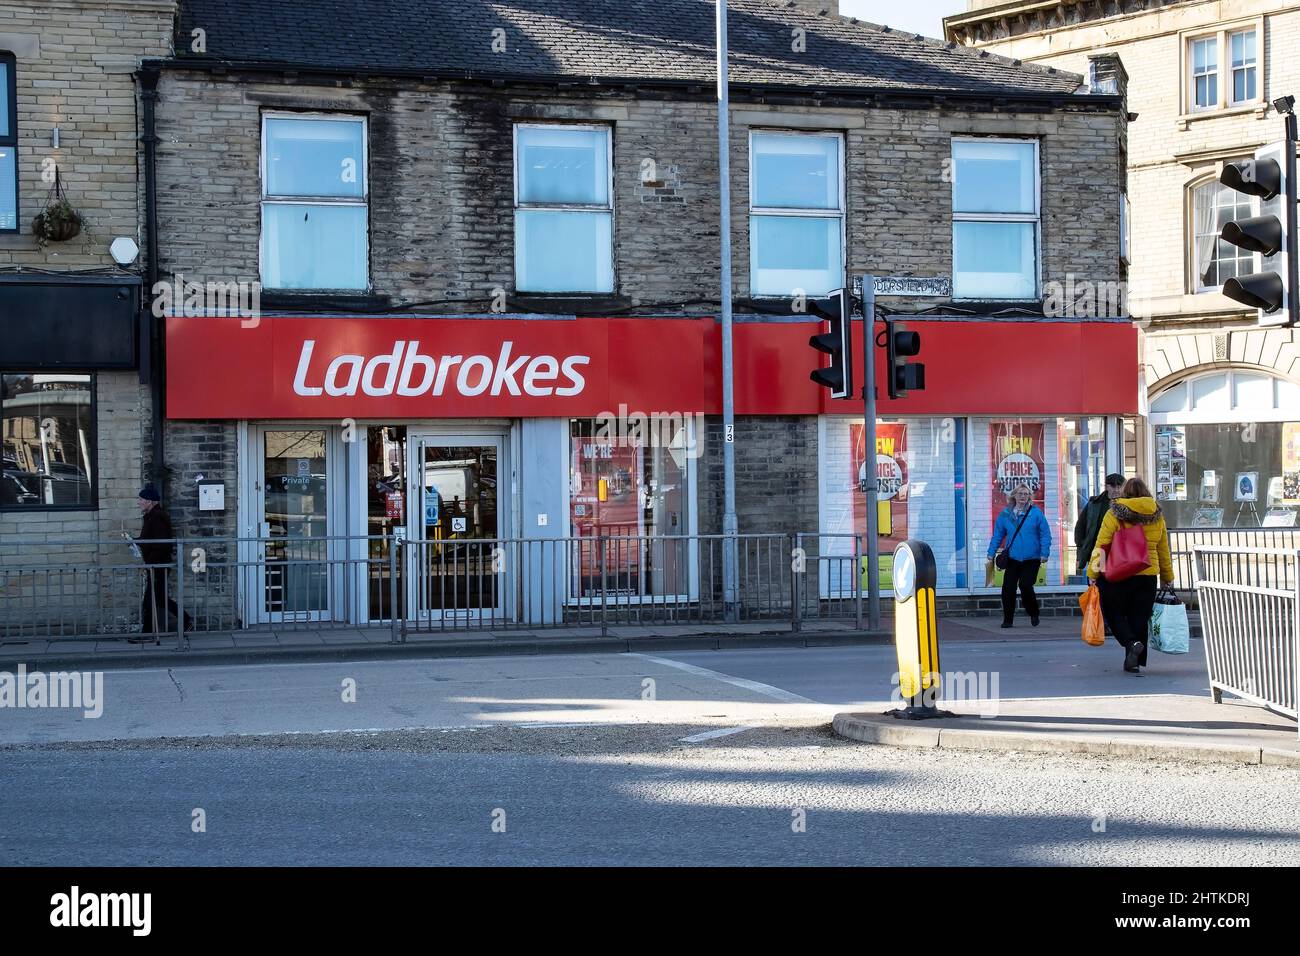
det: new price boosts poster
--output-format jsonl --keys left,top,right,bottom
{"left": 852, "top": 423, "right": 907, "bottom": 590}
{"left": 989, "top": 421, "right": 1047, "bottom": 587}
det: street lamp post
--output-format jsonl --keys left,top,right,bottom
{"left": 716, "top": 0, "right": 739, "bottom": 619}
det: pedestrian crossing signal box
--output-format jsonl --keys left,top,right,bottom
{"left": 888, "top": 540, "right": 952, "bottom": 720}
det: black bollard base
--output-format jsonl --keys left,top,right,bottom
{"left": 886, "top": 705, "right": 957, "bottom": 720}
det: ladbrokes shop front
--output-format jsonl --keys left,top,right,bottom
{"left": 165, "top": 313, "right": 1138, "bottom": 626}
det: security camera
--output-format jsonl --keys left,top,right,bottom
{"left": 1272, "top": 95, "right": 1295, "bottom": 115}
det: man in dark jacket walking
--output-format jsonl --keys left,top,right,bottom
{"left": 1075, "top": 473, "right": 1125, "bottom": 633}
{"left": 1075, "top": 474, "right": 1125, "bottom": 576}
{"left": 134, "top": 484, "right": 185, "bottom": 643}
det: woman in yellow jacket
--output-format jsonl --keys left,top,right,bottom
{"left": 1087, "top": 477, "right": 1175, "bottom": 672}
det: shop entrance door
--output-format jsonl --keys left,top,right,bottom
{"left": 254, "top": 427, "right": 334, "bottom": 623}
{"left": 407, "top": 434, "right": 504, "bottom": 620}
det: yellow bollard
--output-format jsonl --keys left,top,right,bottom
{"left": 887, "top": 540, "right": 953, "bottom": 720}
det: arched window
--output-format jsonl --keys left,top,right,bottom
{"left": 1191, "top": 177, "right": 1255, "bottom": 292}
{"left": 1148, "top": 370, "right": 1300, "bottom": 528}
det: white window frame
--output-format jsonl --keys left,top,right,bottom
{"left": 512, "top": 122, "right": 615, "bottom": 294}
{"left": 1180, "top": 19, "right": 1265, "bottom": 119}
{"left": 1227, "top": 27, "right": 1259, "bottom": 106}
{"left": 1148, "top": 370, "right": 1300, "bottom": 425}
{"left": 259, "top": 111, "right": 370, "bottom": 291}
{"left": 747, "top": 129, "right": 846, "bottom": 298}
{"left": 1189, "top": 35, "right": 1219, "bottom": 112}
{"left": 1189, "top": 171, "right": 1256, "bottom": 293}
{"left": 950, "top": 136, "right": 1041, "bottom": 301}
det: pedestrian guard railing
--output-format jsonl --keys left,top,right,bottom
{"left": 1194, "top": 545, "right": 1298, "bottom": 735}
{"left": 0, "top": 532, "right": 865, "bottom": 645}
{"left": 1170, "top": 528, "right": 1300, "bottom": 605}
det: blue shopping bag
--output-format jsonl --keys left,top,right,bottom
{"left": 1149, "top": 588, "right": 1189, "bottom": 654}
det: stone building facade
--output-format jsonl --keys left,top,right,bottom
{"left": 0, "top": 1, "right": 175, "bottom": 631}
{"left": 948, "top": 0, "right": 1300, "bottom": 532}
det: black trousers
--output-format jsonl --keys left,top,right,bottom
{"left": 1101, "top": 575, "right": 1157, "bottom": 666}
{"left": 140, "top": 567, "right": 184, "bottom": 636}
{"left": 1001, "top": 557, "right": 1041, "bottom": 622}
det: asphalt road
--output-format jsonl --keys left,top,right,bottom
{"left": 1, "top": 642, "right": 1297, "bottom": 866}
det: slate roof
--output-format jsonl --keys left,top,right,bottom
{"left": 173, "top": 0, "right": 1088, "bottom": 98}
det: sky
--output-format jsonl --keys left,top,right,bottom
{"left": 838, "top": 0, "right": 967, "bottom": 41}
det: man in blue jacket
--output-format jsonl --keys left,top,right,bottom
{"left": 987, "top": 483, "right": 1052, "bottom": 628}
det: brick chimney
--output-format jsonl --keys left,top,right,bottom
{"left": 1088, "top": 52, "right": 1129, "bottom": 108}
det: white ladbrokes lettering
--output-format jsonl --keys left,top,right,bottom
{"left": 292, "top": 340, "right": 590, "bottom": 399}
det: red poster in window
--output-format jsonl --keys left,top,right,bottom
{"left": 851, "top": 422, "right": 908, "bottom": 548}
{"left": 989, "top": 421, "right": 1046, "bottom": 529}
{"left": 384, "top": 490, "right": 404, "bottom": 520}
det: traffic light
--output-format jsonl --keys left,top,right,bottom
{"left": 1217, "top": 138, "right": 1296, "bottom": 327}
{"left": 808, "top": 288, "right": 853, "bottom": 399}
{"left": 886, "top": 318, "right": 924, "bottom": 400}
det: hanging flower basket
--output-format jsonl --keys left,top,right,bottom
{"left": 32, "top": 170, "right": 84, "bottom": 247}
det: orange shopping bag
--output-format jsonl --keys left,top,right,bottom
{"left": 1079, "top": 584, "right": 1104, "bottom": 646}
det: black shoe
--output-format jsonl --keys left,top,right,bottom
{"left": 1030, "top": 614, "right": 1040, "bottom": 627}
{"left": 1000, "top": 620, "right": 1013, "bottom": 629}
{"left": 1131, "top": 641, "right": 1145, "bottom": 667}
{"left": 1124, "top": 642, "right": 1141, "bottom": 672}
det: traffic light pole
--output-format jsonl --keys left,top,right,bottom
{"left": 858, "top": 275, "right": 881, "bottom": 632}
{"left": 1286, "top": 108, "right": 1298, "bottom": 327}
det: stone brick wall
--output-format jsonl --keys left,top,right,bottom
{"left": 0, "top": 0, "right": 174, "bottom": 268}
{"left": 0, "top": 1, "right": 174, "bottom": 573}
{"left": 152, "top": 73, "right": 1125, "bottom": 309}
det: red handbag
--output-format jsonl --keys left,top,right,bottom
{"left": 1103, "top": 521, "right": 1149, "bottom": 581}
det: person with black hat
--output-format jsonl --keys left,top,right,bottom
{"left": 1075, "top": 473, "right": 1126, "bottom": 635}
{"left": 133, "top": 484, "right": 186, "bottom": 643}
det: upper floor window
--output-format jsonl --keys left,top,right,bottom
{"left": 951, "top": 138, "right": 1039, "bottom": 300}
{"left": 514, "top": 124, "right": 613, "bottom": 293}
{"left": 0, "top": 53, "right": 17, "bottom": 234}
{"left": 748, "top": 131, "right": 843, "bottom": 297}
{"left": 1229, "top": 29, "right": 1258, "bottom": 104}
{"left": 1192, "top": 176, "right": 1255, "bottom": 291}
{"left": 1190, "top": 36, "right": 1218, "bottom": 109}
{"left": 1184, "top": 24, "right": 1261, "bottom": 114}
{"left": 260, "top": 113, "right": 369, "bottom": 290}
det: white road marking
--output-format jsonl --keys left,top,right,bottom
{"left": 678, "top": 725, "right": 759, "bottom": 743}
{"left": 630, "top": 653, "right": 815, "bottom": 704}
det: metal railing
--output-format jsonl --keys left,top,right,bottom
{"left": 0, "top": 532, "right": 869, "bottom": 644}
{"left": 1170, "top": 528, "right": 1300, "bottom": 602}
{"left": 1194, "top": 545, "right": 1298, "bottom": 735}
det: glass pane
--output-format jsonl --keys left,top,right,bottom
{"left": 0, "top": 62, "right": 9, "bottom": 137}
{"left": 749, "top": 214, "right": 841, "bottom": 297}
{"left": 952, "top": 140, "right": 1036, "bottom": 214}
{"left": 1, "top": 374, "right": 94, "bottom": 508}
{"left": 1149, "top": 381, "right": 1188, "bottom": 413}
{"left": 1230, "top": 30, "right": 1255, "bottom": 68}
{"left": 517, "top": 126, "right": 608, "bottom": 205}
{"left": 1058, "top": 417, "right": 1108, "bottom": 581}
{"left": 953, "top": 221, "right": 1036, "bottom": 298}
{"left": 264, "top": 117, "right": 365, "bottom": 198}
{"left": 417, "top": 444, "right": 498, "bottom": 613}
{"left": 1193, "top": 37, "right": 1217, "bottom": 72}
{"left": 569, "top": 419, "right": 691, "bottom": 599}
{"left": 261, "top": 203, "right": 368, "bottom": 289}
{"left": 1234, "top": 67, "right": 1256, "bottom": 103}
{"left": 514, "top": 209, "right": 613, "bottom": 292}
{"left": 752, "top": 133, "right": 840, "bottom": 209}
{"left": 262, "top": 430, "right": 328, "bottom": 615}
{"left": 1232, "top": 371, "right": 1272, "bottom": 409}
{"left": 366, "top": 426, "right": 406, "bottom": 621}
{"left": 1191, "top": 372, "right": 1229, "bottom": 412}
{"left": 1154, "top": 422, "right": 1298, "bottom": 528}
{"left": 1278, "top": 377, "right": 1300, "bottom": 409}
{"left": 0, "top": 147, "right": 14, "bottom": 231}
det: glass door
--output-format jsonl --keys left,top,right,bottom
{"left": 408, "top": 436, "right": 503, "bottom": 619}
{"left": 258, "top": 428, "right": 331, "bottom": 621}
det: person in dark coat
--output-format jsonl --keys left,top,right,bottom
{"left": 1074, "top": 473, "right": 1126, "bottom": 577}
{"left": 134, "top": 484, "right": 185, "bottom": 643}
{"left": 1075, "top": 473, "right": 1126, "bottom": 634}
